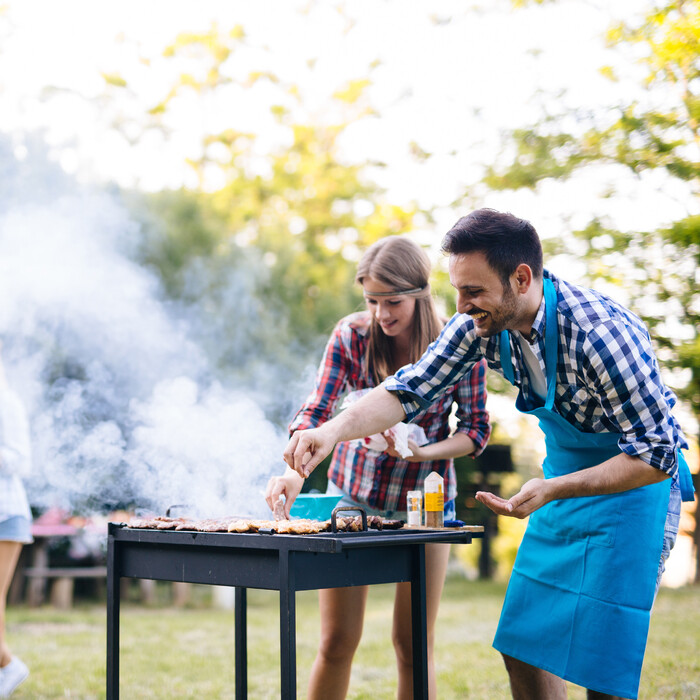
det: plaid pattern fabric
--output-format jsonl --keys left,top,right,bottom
{"left": 385, "top": 270, "right": 687, "bottom": 477}
{"left": 289, "top": 312, "right": 491, "bottom": 511}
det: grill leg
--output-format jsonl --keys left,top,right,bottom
{"left": 411, "top": 544, "right": 428, "bottom": 699}
{"left": 279, "top": 550, "right": 297, "bottom": 700}
{"left": 235, "top": 587, "right": 247, "bottom": 699}
{"left": 106, "top": 538, "right": 120, "bottom": 700}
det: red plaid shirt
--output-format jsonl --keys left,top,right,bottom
{"left": 289, "top": 312, "right": 491, "bottom": 512}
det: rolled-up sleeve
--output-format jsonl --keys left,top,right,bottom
{"left": 452, "top": 358, "right": 490, "bottom": 457}
{"left": 288, "top": 322, "right": 351, "bottom": 434}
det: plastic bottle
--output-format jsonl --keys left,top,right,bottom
{"left": 424, "top": 471, "right": 444, "bottom": 528}
{"left": 406, "top": 490, "right": 422, "bottom": 527}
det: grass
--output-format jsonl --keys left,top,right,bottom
{"left": 5, "top": 574, "right": 700, "bottom": 699}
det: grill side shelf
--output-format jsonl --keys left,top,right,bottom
{"left": 331, "top": 530, "right": 478, "bottom": 548}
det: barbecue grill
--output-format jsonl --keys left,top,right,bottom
{"left": 106, "top": 518, "right": 483, "bottom": 699}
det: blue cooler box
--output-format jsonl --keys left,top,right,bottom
{"left": 289, "top": 494, "right": 342, "bottom": 520}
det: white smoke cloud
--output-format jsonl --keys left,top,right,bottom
{"left": 127, "top": 378, "right": 285, "bottom": 517}
{"left": 0, "top": 136, "right": 290, "bottom": 518}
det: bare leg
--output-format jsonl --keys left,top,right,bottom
{"left": 392, "top": 542, "right": 451, "bottom": 700}
{"left": 0, "top": 541, "right": 22, "bottom": 668}
{"left": 307, "top": 585, "right": 369, "bottom": 700}
{"left": 502, "top": 654, "right": 568, "bottom": 700}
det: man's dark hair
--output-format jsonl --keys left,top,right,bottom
{"left": 441, "top": 208, "right": 544, "bottom": 286}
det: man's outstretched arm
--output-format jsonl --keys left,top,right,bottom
{"left": 283, "top": 386, "right": 406, "bottom": 477}
{"left": 476, "top": 453, "right": 670, "bottom": 518}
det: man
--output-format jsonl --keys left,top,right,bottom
{"left": 284, "top": 208, "right": 695, "bottom": 700}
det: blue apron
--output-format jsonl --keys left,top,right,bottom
{"left": 492, "top": 278, "right": 695, "bottom": 699}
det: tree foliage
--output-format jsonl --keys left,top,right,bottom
{"left": 491, "top": 0, "right": 699, "bottom": 577}
{"left": 488, "top": 0, "right": 699, "bottom": 415}
{"left": 113, "top": 23, "right": 423, "bottom": 345}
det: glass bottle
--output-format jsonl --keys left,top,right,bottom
{"left": 424, "top": 471, "right": 444, "bottom": 528}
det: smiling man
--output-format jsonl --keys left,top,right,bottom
{"left": 284, "top": 208, "right": 694, "bottom": 700}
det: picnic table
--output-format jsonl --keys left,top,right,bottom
{"left": 23, "top": 521, "right": 107, "bottom": 607}
{"left": 9, "top": 510, "right": 191, "bottom": 608}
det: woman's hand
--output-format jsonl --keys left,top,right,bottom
{"left": 265, "top": 468, "right": 305, "bottom": 519}
{"left": 385, "top": 430, "right": 476, "bottom": 463}
{"left": 383, "top": 436, "right": 426, "bottom": 462}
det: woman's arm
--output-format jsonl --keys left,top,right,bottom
{"left": 268, "top": 318, "right": 362, "bottom": 511}
{"left": 393, "top": 431, "right": 476, "bottom": 462}
{"left": 287, "top": 320, "right": 355, "bottom": 434}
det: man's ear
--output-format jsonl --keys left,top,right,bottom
{"left": 512, "top": 264, "right": 533, "bottom": 295}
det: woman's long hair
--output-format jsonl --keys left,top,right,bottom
{"left": 355, "top": 236, "right": 443, "bottom": 384}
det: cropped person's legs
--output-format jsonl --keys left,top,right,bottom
{"left": 307, "top": 585, "right": 369, "bottom": 700}
{"left": 502, "top": 654, "right": 568, "bottom": 700}
{"left": 392, "top": 542, "right": 450, "bottom": 700}
{"left": 586, "top": 690, "right": 626, "bottom": 700}
{"left": 0, "top": 541, "right": 22, "bottom": 667}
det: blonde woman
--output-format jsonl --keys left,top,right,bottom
{"left": 266, "top": 236, "right": 490, "bottom": 699}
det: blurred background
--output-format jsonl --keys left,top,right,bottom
{"left": 0, "top": 0, "right": 697, "bottom": 593}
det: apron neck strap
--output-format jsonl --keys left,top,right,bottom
{"left": 500, "top": 330, "right": 515, "bottom": 385}
{"left": 543, "top": 277, "right": 558, "bottom": 410}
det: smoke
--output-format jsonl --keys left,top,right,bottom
{"left": 0, "top": 136, "right": 300, "bottom": 518}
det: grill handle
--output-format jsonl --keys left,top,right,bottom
{"left": 331, "top": 506, "right": 368, "bottom": 533}
{"left": 166, "top": 504, "right": 191, "bottom": 518}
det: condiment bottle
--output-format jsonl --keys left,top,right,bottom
{"left": 424, "top": 471, "right": 444, "bottom": 528}
{"left": 406, "top": 491, "right": 422, "bottom": 527}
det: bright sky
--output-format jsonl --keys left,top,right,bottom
{"left": 4, "top": 0, "right": 690, "bottom": 241}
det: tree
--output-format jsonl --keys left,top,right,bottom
{"left": 483, "top": 0, "right": 700, "bottom": 579}
{"left": 107, "top": 22, "right": 424, "bottom": 345}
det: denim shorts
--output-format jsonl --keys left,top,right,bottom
{"left": 0, "top": 516, "right": 33, "bottom": 544}
{"left": 654, "top": 482, "right": 681, "bottom": 596}
{"left": 326, "top": 481, "right": 456, "bottom": 521}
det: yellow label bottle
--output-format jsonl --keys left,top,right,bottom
{"left": 424, "top": 471, "right": 444, "bottom": 528}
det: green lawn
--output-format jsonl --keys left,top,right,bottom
{"left": 5, "top": 576, "right": 700, "bottom": 699}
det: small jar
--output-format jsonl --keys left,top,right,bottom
{"left": 406, "top": 491, "right": 422, "bottom": 527}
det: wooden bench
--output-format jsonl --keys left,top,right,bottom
{"left": 13, "top": 523, "right": 191, "bottom": 608}
{"left": 24, "top": 566, "right": 108, "bottom": 609}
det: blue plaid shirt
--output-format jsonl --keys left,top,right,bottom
{"left": 385, "top": 270, "right": 687, "bottom": 477}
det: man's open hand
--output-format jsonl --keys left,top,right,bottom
{"left": 476, "top": 478, "right": 552, "bottom": 518}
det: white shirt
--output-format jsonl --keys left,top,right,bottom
{"left": 0, "top": 387, "right": 32, "bottom": 522}
{"left": 516, "top": 332, "right": 547, "bottom": 400}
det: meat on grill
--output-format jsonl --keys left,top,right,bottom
{"left": 334, "top": 515, "right": 403, "bottom": 531}
{"left": 124, "top": 514, "right": 404, "bottom": 534}
{"left": 128, "top": 516, "right": 189, "bottom": 530}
